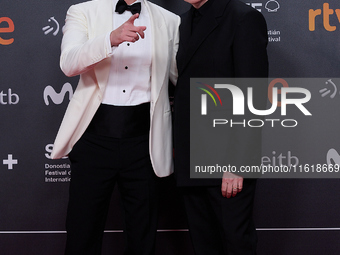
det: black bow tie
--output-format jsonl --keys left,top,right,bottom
{"left": 115, "top": 0, "right": 141, "bottom": 15}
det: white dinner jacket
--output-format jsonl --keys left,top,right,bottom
{"left": 51, "top": 0, "right": 180, "bottom": 177}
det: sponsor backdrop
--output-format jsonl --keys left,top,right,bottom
{"left": 1, "top": 0, "right": 340, "bottom": 254}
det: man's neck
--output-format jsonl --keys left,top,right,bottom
{"left": 192, "top": 0, "right": 208, "bottom": 9}
{"left": 125, "top": 0, "right": 138, "bottom": 5}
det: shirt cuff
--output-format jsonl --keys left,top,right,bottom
{"left": 105, "top": 32, "right": 118, "bottom": 56}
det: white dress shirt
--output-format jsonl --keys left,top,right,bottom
{"left": 102, "top": 0, "right": 152, "bottom": 106}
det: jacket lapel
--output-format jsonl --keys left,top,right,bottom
{"left": 93, "top": 0, "right": 114, "bottom": 93}
{"left": 145, "top": 0, "right": 168, "bottom": 106}
{"left": 177, "top": 0, "right": 230, "bottom": 76}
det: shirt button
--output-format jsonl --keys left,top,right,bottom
{"left": 123, "top": 90, "right": 126, "bottom": 93}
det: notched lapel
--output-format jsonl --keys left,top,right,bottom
{"left": 177, "top": 0, "right": 231, "bottom": 75}
{"left": 145, "top": 1, "right": 168, "bottom": 105}
{"left": 93, "top": 0, "right": 114, "bottom": 93}
{"left": 182, "top": 13, "right": 218, "bottom": 72}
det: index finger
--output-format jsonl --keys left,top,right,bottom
{"left": 135, "top": 26, "right": 146, "bottom": 38}
{"left": 237, "top": 178, "right": 243, "bottom": 191}
{"left": 221, "top": 179, "right": 228, "bottom": 197}
{"left": 127, "top": 13, "right": 139, "bottom": 24}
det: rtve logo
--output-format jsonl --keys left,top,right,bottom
{"left": 0, "top": 17, "right": 14, "bottom": 45}
{"left": 43, "top": 83, "right": 73, "bottom": 106}
{"left": 309, "top": 3, "right": 340, "bottom": 31}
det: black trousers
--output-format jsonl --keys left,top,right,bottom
{"left": 181, "top": 179, "right": 257, "bottom": 255}
{"left": 65, "top": 131, "right": 158, "bottom": 255}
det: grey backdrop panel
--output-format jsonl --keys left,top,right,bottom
{"left": 1, "top": 0, "right": 340, "bottom": 254}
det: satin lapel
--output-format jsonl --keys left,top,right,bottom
{"left": 93, "top": 0, "right": 113, "bottom": 93}
{"left": 177, "top": 0, "right": 230, "bottom": 76}
{"left": 145, "top": 0, "right": 168, "bottom": 105}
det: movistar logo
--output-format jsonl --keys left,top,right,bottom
{"left": 198, "top": 82, "right": 222, "bottom": 115}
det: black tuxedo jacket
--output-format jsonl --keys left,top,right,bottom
{"left": 174, "top": 0, "right": 269, "bottom": 186}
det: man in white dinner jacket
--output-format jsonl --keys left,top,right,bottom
{"left": 51, "top": 0, "right": 180, "bottom": 254}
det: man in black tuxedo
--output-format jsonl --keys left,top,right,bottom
{"left": 173, "top": 0, "right": 268, "bottom": 254}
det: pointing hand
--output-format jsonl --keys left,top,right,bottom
{"left": 110, "top": 14, "right": 146, "bottom": 46}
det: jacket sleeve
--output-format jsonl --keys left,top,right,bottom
{"left": 60, "top": 5, "right": 112, "bottom": 77}
{"left": 231, "top": 9, "right": 269, "bottom": 178}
